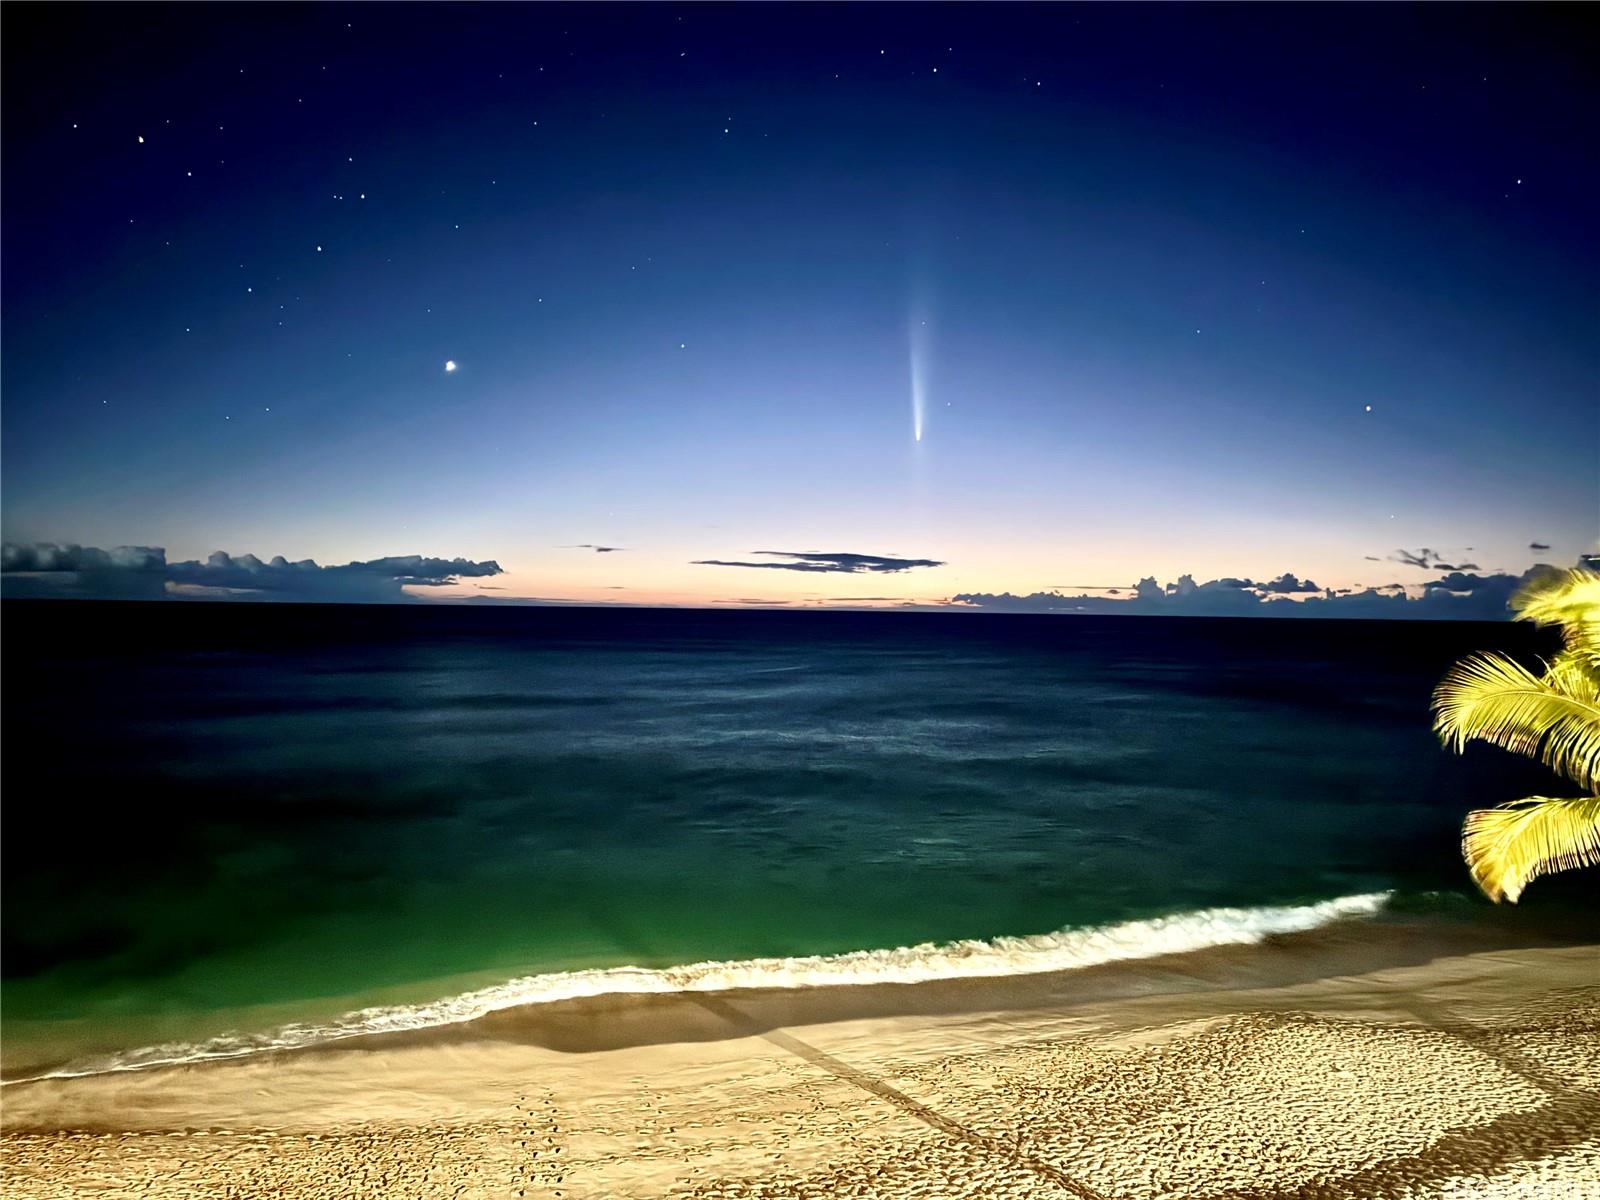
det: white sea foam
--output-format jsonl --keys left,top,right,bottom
{"left": 11, "top": 892, "right": 1389, "bottom": 1082}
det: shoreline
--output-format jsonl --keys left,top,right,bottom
{"left": 1, "top": 890, "right": 1401, "bottom": 1084}
{"left": 5, "top": 890, "right": 1590, "bottom": 1084}
{"left": 3, "top": 929, "right": 1596, "bottom": 1198}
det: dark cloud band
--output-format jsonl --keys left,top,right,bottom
{"left": 952, "top": 564, "right": 1568, "bottom": 619}
{"left": 694, "top": 550, "right": 944, "bottom": 574}
{"left": 3, "top": 543, "right": 502, "bottom": 603}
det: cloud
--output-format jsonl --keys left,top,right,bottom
{"left": 1391, "top": 547, "right": 1443, "bottom": 569}
{"left": 1423, "top": 571, "right": 1512, "bottom": 593}
{"left": 2, "top": 543, "right": 165, "bottom": 572}
{"left": 2, "top": 542, "right": 502, "bottom": 603}
{"left": 1254, "top": 572, "right": 1321, "bottom": 594}
{"left": 565, "top": 544, "right": 625, "bottom": 553}
{"left": 1, "top": 542, "right": 170, "bottom": 599}
{"left": 1387, "top": 547, "right": 1477, "bottom": 571}
{"left": 949, "top": 562, "right": 1574, "bottom": 621}
{"left": 693, "top": 550, "right": 944, "bottom": 574}
{"left": 1530, "top": 542, "right": 1551, "bottom": 551}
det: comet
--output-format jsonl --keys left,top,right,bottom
{"left": 909, "top": 313, "right": 929, "bottom": 443}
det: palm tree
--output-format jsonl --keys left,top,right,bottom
{"left": 1432, "top": 565, "right": 1600, "bottom": 902}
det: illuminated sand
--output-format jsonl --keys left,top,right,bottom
{"left": 3, "top": 944, "right": 1596, "bottom": 1199}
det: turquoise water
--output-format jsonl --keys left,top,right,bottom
{"left": 2, "top": 601, "right": 1590, "bottom": 1075}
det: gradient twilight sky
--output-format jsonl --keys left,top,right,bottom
{"left": 3, "top": 4, "right": 1595, "bottom": 608}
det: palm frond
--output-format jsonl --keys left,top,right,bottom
{"left": 1513, "top": 568, "right": 1600, "bottom": 672}
{"left": 1462, "top": 794, "right": 1600, "bottom": 903}
{"left": 1545, "top": 651, "right": 1600, "bottom": 705}
{"left": 1513, "top": 566, "right": 1600, "bottom": 625}
{"left": 1432, "top": 651, "right": 1600, "bottom": 792}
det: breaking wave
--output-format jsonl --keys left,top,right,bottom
{"left": 12, "top": 891, "right": 1389, "bottom": 1082}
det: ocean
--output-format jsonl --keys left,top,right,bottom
{"left": 3, "top": 600, "right": 1593, "bottom": 1080}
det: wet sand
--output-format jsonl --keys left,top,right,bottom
{"left": 3, "top": 940, "right": 1597, "bottom": 1199}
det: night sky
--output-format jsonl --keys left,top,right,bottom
{"left": 3, "top": 4, "right": 1595, "bottom": 611}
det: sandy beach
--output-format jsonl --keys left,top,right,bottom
{"left": 3, "top": 932, "right": 1596, "bottom": 1200}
